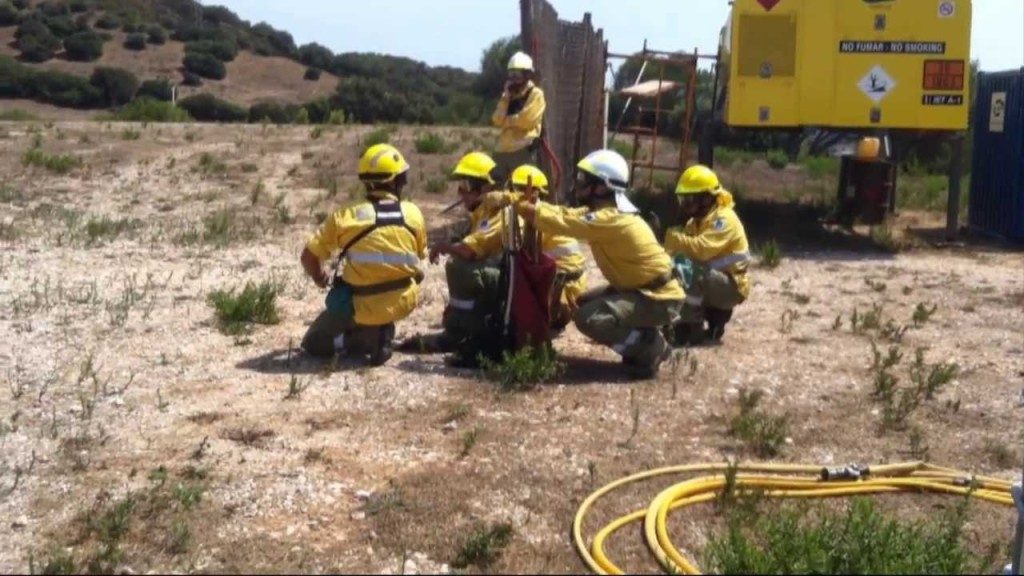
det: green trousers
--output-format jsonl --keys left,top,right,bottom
{"left": 442, "top": 258, "right": 504, "bottom": 344}
{"left": 575, "top": 291, "right": 681, "bottom": 368}
{"left": 301, "top": 310, "right": 394, "bottom": 360}
{"left": 680, "top": 266, "right": 745, "bottom": 323}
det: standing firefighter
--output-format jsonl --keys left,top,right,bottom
{"left": 514, "top": 150, "right": 685, "bottom": 379}
{"left": 299, "top": 144, "right": 427, "bottom": 366}
{"left": 665, "top": 165, "right": 750, "bottom": 345}
{"left": 491, "top": 51, "right": 546, "bottom": 183}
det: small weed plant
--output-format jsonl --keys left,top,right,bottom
{"left": 207, "top": 281, "right": 281, "bottom": 335}
{"left": 757, "top": 239, "right": 782, "bottom": 269}
{"left": 414, "top": 131, "right": 452, "bottom": 154}
{"left": 452, "top": 523, "right": 514, "bottom": 570}
{"left": 22, "top": 148, "right": 81, "bottom": 174}
{"left": 480, "top": 345, "right": 563, "bottom": 392}
{"left": 729, "top": 388, "right": 789, "bottom": 458}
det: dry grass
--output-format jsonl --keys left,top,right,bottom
{"left": 0, "top": 122, "right": 1019, "bottom": 574}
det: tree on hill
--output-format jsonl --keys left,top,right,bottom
{"left": 90, "top": 67, "right": 139, "bottom": 106}
{"left": 476, "top": 36, "right": 521, "bottom": 100}
{"left": 63, "top": 30, "right": 104, "bottom": 62}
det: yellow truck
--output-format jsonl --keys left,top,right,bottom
{"left": 716, "top": 0, "right": 972, "bottom": 130}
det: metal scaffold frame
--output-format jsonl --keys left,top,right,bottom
{"left": 608, "top": 42, "right": 716, "bottom": 190}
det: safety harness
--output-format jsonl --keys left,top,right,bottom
{"left": 332, "top": 199, "right": 422, "bottom": 296}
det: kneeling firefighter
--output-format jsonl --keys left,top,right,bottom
{"left": 513, "top": 149, "right": 685, "bottom": 379}
{"left": 299, "top": 144, "right": 427, "bottom": 366}
{"left": 664, "top": 165, "right": 750, "bottom": 345}
{"left": 426, "top": 153, "right": 586, "bottom": 366}
{"left": 481, "top": 164, "right": 589, "bottom": 331}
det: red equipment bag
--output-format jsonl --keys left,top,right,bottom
{"left": 508, "top": 248, "right": 558, "bottom": 350}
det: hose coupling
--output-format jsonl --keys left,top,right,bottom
{"left": 820, "top": 464, "right": 868, "bottom": 482}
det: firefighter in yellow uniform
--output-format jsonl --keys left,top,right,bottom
{"left": 476, "top": 164, "right": 588, "bottom": 330}
{"left": 491, "top": 51, "right": 546, "bottom": 183}
{"left": 664, "top": 165, "right": 750, "bottom": 345}
{"left": 514, "top": 150, "right": 685, "bottom": 379}
{"left": 300, "top": 144, "right": 427, "bottom": 366}
{"left": 429, "top": 155, "right": 585, "bottom": 366}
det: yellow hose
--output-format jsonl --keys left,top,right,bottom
{"left": 573, "top": 462, "right": 1015, "bottom": 575}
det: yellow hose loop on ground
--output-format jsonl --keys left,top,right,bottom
{"left": 574, "top": 462, "right": 1016, "bottom": 575}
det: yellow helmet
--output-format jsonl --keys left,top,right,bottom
{"left": 507, "top": 51, "right": 534, "bottom": 72}
{"left": 451, "top": 152, "right": 496, "bottom": 185}
{"left": 676, "top": 165, "right": 721, "bottom": 195}
{"left": 358, "top": 144, "right": 410, "bottom": 183}
{"left": 510, "top": 165, "right": 549, "bottom": 195}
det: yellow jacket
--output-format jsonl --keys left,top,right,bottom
{"left": 528, "top": 203, "right": 685, "bottom": 302}
{"left": 306, "top": 194, "right": 427, "bottom": 326}
{"left": 492, "top": 81, "right": 546, "bottom": 153}
{"left": 664, "top": 201, "right": 751, "bottom": 299}
{"left": 462, "top": 205, "right": 588, "bottom": 306}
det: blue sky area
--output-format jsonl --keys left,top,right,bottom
{"left": 215, "top": 0, "right": 1023, "bottom": 74}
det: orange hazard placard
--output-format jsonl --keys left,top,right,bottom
{"left": 923, "top": 60, "right": 965, "bottom": 91}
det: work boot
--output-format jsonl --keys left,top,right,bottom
{"left": 367, "top": 324, "right": 396, "bottom": 367}
{"left": 672, "top": 322, "right": 706, "bottom": 348}
{"left": 624, "top": 345, "right": 672, "bottom": 381}
{"left": 396, "top": 333, "right": 457, "bottom": 354}
{"left": 704, "top": 308, "right": 734, "bottom": 343}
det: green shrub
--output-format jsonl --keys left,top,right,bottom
{"left": 249, "top": 101, "right": 301, "bottom": 124}
{"left": 757, "top": 239, "right": 782, "bottom": 269}
{"left": 0, "top": 2, "right": 19, "bottom": 26}
{"left": 43, "top": 13, "right": 75, "bottom": 37}
{"left": 414, "top": 131, "right": 451, "bottom": 154}
{"left": 68, "top": 0, "right": 87, "bottom": 13}
{"left": 729, "top": 388, "right": 789, "bottom": 458}
{"left": 705, "top": 498, "right": 988, "bottom": 575}
{"left": 185, "top": 39, "right": 238, "bottom": 62}
{"left": 302, "top": 97, "right": 331, "bottom": 123}
{"left": 63, "top": 30, "right": 103, "bottom": 61}
{"left": 481, "top": 346, "right": 563, "bottom": 392}
{"left": 121, "top": 20, "right": 140, "bottom": 34}
{"left": 801, "top": 155, "right": 838, "bottom": 180}
{"left": 16, "top": 20, "right": 61, "bottom": 62}
{"left": 90, "top": 67, "right": 138, "bottom": 106}
{"left": 766, "top": 149, "right": 789, "bottom": 170}
{"left": 298, "top": 42, "right": 333, "bottom": 70}
{"left": 137, "top": 78, "right": 173, "bottom": 102}
{"left": 207, "top": 281, "right": 281, "bottom": 335}
{"left": 0, "top": 108, "right": 36, "bottom": 120}
{"left": 178, "top": 94, "right": 247, "bottom": 123}
{"left": 181, "top": 71, "right": 202, "bottom": 87}
{"left": 123, "top": 32, "right": 146, "bottom": 51}
{"left": 303, "top": 66, "right": 321, "bottom": 81}
{"left": 452, "top": 523, "right": 513, "bottom": 570}
{"left": 363, "top": 126, "right": 394, "bottom": 147}
{"left": 116, "top": 98, "right": 190, "bottom": 122}
{"left": 183, "top": 52, "right": 226, "bottom": 80}
{"left": 10, "top": 0, "right": 26, "bottom": 9}
{"left": 146, "top": 24, "right": 165, "bottom": 45}
{"left": 93, "top": 13, "right": 119, "bottom": 30}
{"left": 328, "top": 109, "right": 345, "bottom": 125}
{"left": 22, "top": 148, "right": 81, "bottom": 174}
{"left": 0, "top": 56, "right": 103, "bottom": 108}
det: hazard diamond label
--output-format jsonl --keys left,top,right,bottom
{"left": 756, "top": 0, "right": 781, "bottom": 11}
{"left": 858, "top": 65, "right": 897, "bottom": 104}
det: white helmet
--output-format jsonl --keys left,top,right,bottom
{"left": 576, "top": 149, "right": 637, "bottom": 212}
{"left": 507, "top": 51, "right": 534, "bottom": 72}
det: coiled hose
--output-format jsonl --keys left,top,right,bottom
{"left": 573, "top": 461, "right": 1015, "bottom": 575}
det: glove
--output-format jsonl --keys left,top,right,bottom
{"left": 481, "top": 191, "right": 515, "bottom": 213}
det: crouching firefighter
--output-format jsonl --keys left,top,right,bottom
{"left": 480, "top": 164, "right": 589, "bottom": 331}
{"left": 514, "top": 150, "right": 685, "bottom": 379}
{"left": 665, "top": 165, "right": 750, "bottom": 346}
{"left": 299, "top": 144, "right": 427, "bottom": 366}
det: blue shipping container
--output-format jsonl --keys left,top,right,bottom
{"left": 970, "top": 68, "right": 1024, "bottom": 242}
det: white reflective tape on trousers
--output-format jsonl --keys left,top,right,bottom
{"left": 708, "top": 252, "right": 751, "bottom": 271}
{"left": 346, "top": 252, "right": 420, "bottom": 266}
{"left": 544, "top": 244, "right": 582, "bottom": 259}
{"left": 613, "top": 329, "right": 642, "bottom": 354}
{"left": 450, "top": 298, "right": 475, "bottom": 311}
